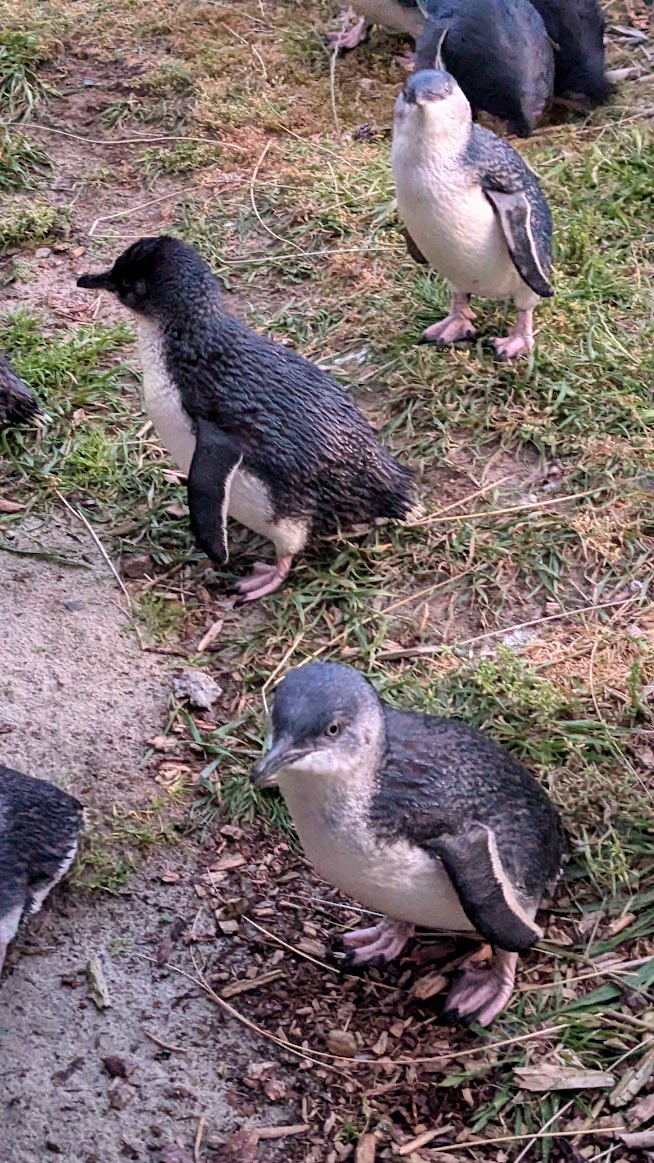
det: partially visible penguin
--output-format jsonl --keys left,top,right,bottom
{"left": 77, "top": 237, "right": 414, "bottom": 603}
{"left": 415, "top": 0, "right": 554, "bottom": 138}
{"left": 529, "top": 0, "right": 609, "bottom": 107}
{"left": 392, "top": 70, "right": 554, "bottom": 360}
{"left": 0, "top": 764, "right": 83, "bottom": 977}
{"left": 0, "top": 353, "right": 40, "bottom": 428}
{"left": 329, "top": 1, "right": 426, "bottom": 50}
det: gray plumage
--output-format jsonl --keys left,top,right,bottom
{"left": 251, "top": 662, "right": 565, "bottom": 1025}
{"left": 392, "top": 70, "right": 554, "bottom": 360}
{"left": 465, "top": 125, "right": 553, "bottom": 297}
{"left": 0, "top": 764, "right": 83, "bottom": 976}
{"left": 528, "top": 0, "right": 609, "bottom": 106}
{"left": 77, "top": 237, "right": 413, "bottom": 603}
{"left": 415, "top": 0, "right": 554, "bottom": 137}
{"left": 0, "top": 353, "right": 40, "bottom": 428}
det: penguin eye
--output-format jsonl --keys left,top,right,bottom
{"left": 325, "top": 721, "right": 341, "bottom": 738}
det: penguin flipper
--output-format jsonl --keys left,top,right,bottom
{"left": 402, "top": 227, "right": 429, "bottom": 266}
{"left": 427, "top": 824, "right": 542, "bottom": 953}
{"left": 483, "top": 189, "right": 554, "bottom": 298}
{"left": 187, "top": 419, "right": 243, "bottom": 566}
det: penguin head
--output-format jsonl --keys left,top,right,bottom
{"left": 395, "top": 69, "right": 470, "bottom": 134}
{"left": 251, "top": 662, "right": 383, "bottom": 789}
{"left": 77, "top": 235, "right": 218, "bottom": 318}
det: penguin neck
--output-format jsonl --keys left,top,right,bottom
{"left": 278, "top": 702, "right": 388, "bottom": 828}
{"left": 396, "top": 106, "right": 472, "bottom": 173}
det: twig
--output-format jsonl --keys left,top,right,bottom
{"left": 133, "top": 952, "right": 564, "bottom": 1070}
{"left": 88, "top": 188, "right": 199, "bottom": 237}
{"left": 255, "top": 1125, "right": 309, "bottom": 1141}
{"left": 0, "top": 541, "right": 92, "bottom": 568}
{"left": 429, "top": 1127, "right": 625, "bottom": 1153}
{"left": 56, "top": 491, "right": 131, "bottom": 609}
{"left": 249, "top": 140, "right": 302, "bottom": 251}
{"left": 513, "top": 1100, "right": 574, "bottom": 1163}
{"left": 244, "top": 915, "right": 339, "bottom": 975}
{"left": 329, "top": 45, "right": 341, "bottom": 136}
{"left": 378, "top": 595, "right": 641, "bottom": 659}
{"left": 223, "top": 24, "right": 267, "bottom": 78}
{"left": 141, "top": 1026, "right": 189, "bottom": 1053}
{"left": 194, "top": 1116, "right": 206, "bottom": 1163}
{"left": 27, "top": 123, "right": 246, "bottom": 150}
{"left": 417, "top": 488, "right": 599, "bottom": 528}
{"left": 196, "top": 619, "right": 224, "bottom": 653}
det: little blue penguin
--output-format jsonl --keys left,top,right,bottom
{"left": 529, "top": 0, "right": 609, "bottom": 107}
{"left": 77, "top": 237, "right": 414, "bottom": 604}
{"left": 0, "top": 353, "right": 40, "bottom": 428}
{"left": 392, "top": 69, "right": 554, "bottom": 360}
{"left": 0, "top": 764, "right": 83, "bottom": 977}
{"left": 415, "top": 0, "right": 554, "bottom": 138}
{"left": 251, "top": 662, "right": 565, "bottom": 1027}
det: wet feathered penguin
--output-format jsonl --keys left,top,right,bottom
{"left": 0, "top": 764, "right": 82, "bottom": 976}
{"left": 77, "top": 237, "right": 414, "bottom": 603}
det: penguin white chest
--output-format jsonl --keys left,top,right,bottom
{"left": 279, "top": 780, "right": 474, "bottom": 933}
{"left": 135, "top": 319, "right": 308, "bottom": 557}
{"left": 392, "top": 138, "right": 521, "bottom": 299}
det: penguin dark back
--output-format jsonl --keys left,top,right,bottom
{"left": 415, "top": 0, "right": 554, "bottom": 137}
{"left": 77, "top": 236, "right": 414, "bottom": 604}
{"left": 528, "top": 0, "right": 609, "bottom": 106}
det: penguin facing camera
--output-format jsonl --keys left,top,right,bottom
{"left": 0, "top": 353, "right": 40, "bottom": 429}
{"left": 392, "top": 69, "right": 553, "bottom": 360}
{"left": 251, "top": 662, "right": 566, "bottom": 1027}
{"left": 414, "top": 0, "right": 554, "bottom": 138}
{"left": 77, "top": 237, "right": 414, "bottom": 604}
{"left": 0, "top": 764, "right": 83, "bottom": 977}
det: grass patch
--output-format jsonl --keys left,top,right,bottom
{"left": 0, "top": 200, "right": 68, "bottom": 253}
{"left": 0, "top": 128, "right": 50, "bottom": 190}
{"left": 0, "top": 29, "right": 55, "bottom": 118}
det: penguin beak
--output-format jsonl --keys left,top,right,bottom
{"left": 251, "top": 736, "right": 306, "bottom": 787}
{"left": 77, "top": 270, "right": 115, "bottom": 292}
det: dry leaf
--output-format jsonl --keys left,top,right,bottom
{"left": 515, "top": 1065, "right": 616, "bottom": 1092}
{"left": 619, "top": 1130, "right": 654, "bottom": 1148}
{"left": 606, "top": 913, "right": 636, "bottom": 936}
{"left": 101, "top": 1055, "right": 131, "bottom": 1078}
{"left": 610, "top": 1047, "right": 654, "bottom": 1107}
{"left": 411, "top": 972, "right": 448, "bottom": 1000}
{"left": 326, "top": 1029, "right": 358, "bottom": 1057}
{"left": 0, "top": 498, "right": 25, "bottom": 512}
{"left": 209, "top": 853, "right": 247, "bottom": 872}
{"left": 627, "top": 1091, "right": 654, "bottom": 1129}
{"left": 355, "top": 1132, "right": 377, "bottom": 1163}
{"left": 221, "top": 970, "right": 283, "bottom": 998}
{"left": 86, "top": 957, "right": 111, "bottom": 1010}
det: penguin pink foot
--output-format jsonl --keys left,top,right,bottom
{"left": 341, "top": 917, "right": 414, "bottom": 963}
{"left": 327, "top": 10, "right": 369, "bottom": 49}
{"left": 442, "top": 949, "right": 518, "bottom": 1026}
{"left": 230, "top": 556, "right": 292, "bottom": 604}
{"left": 420, "top": 295, "right": 476, "bottom": 346}
{"left": 492, "top": 310, "right": 534, "bottom": 361}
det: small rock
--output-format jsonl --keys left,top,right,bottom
{"left": 173, "top": 669, "right": 222, "bottom": 711}
{"left": 102, "top": 1055, "right": 131, "bottom": 1079}
{"left": 35, "top": 247, "right": 51, "bottom": 258}
{"left": 325, "top": 1029, "right": 358, "bottom": 1057}
{"left": 121, "top": 554, "right": 153, "bottom": 579}
{"left": 64, "top": 599, "right": 85, "bottom": 612}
